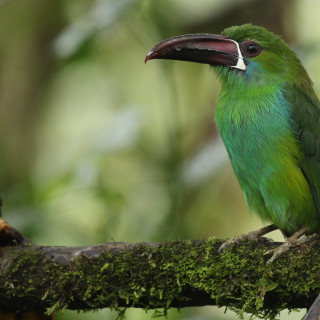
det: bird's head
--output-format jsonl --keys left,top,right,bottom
{"left": 146, "top": 24, "right": 312, "bottom": 90}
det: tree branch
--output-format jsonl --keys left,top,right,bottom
{"left": 0, "top": 237, "right": 319, "bottom": 317}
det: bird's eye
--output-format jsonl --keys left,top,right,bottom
{"left": 240, "top": 40, "right": 262, "bottom": 58}
{"left": 247, "top": 44, "right": 258, "bottom": 54}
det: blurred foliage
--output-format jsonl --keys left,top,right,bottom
{"left": 0, "top": 0, "right": 319, "bottom": 319}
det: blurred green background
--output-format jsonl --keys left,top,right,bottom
{"left": 1, "top": 0, "right": 320, "bottom": 319}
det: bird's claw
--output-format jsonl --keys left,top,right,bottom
{"left": 219, "top": 224, "right": 277, "bottom": 253}
{"left": 264, "top": 230, "right": 318, "bottom": 264}
{"left": 264, "top": 241, "right": 292, "bottom": 264}
{"left": 219, "top": 233, "right": 259, "bottom": 253}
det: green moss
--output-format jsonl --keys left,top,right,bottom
{"left": 0, "top": 238, "right": 319, "bottom": 319}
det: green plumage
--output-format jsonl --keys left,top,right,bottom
{"left": 215, "top": 24, "right": 320, "bottom": 235}
{"left": 145, "top": 23, "right": 320, "bottom": 238}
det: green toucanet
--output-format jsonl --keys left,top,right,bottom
{"left": 145, "top": 24, "right": 320, "bottom": 259}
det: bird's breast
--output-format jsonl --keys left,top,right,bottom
{"left": 215, "top": 90, "right": 299, "bottom": 178}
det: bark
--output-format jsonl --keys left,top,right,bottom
{"left": 0, "top": 237, "right": 319, "bottom": 318}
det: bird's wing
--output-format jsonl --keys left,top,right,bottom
{"left": 287, "top": 85, "right": 320, "bottom": 216}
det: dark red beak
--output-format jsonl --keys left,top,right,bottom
{"left": 145, "top": 34, "right": 246, "bottom": 70}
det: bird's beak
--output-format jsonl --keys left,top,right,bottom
{"left": 145, "top": 34, "right": 246, "bottom": 71}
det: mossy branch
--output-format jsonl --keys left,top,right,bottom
{"left": 0, "top": 237, "right": 319, "bottom": 318}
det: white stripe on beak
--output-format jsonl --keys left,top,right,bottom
{"left": 229, "top": 40, "right": 246, "bottom": 71}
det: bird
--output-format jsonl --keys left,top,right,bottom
{"left": 145, "top": 24, "right": 320, "bottom": 262}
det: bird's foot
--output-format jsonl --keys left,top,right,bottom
{"left": 264, "top": 227, "right": 318, "bottom": 264}
{"left": 219, "top": 224, "right": 277, "bottom": 253}
{"left": 0, "top": 217, "right": 26, "bottom": 246}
